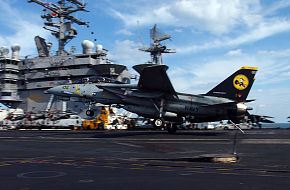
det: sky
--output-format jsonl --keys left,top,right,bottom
{"left": 0, "top": 0, "right": 289, "bottom": 122}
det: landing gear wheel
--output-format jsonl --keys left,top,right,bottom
{"left": 86, "top": 110, "right": 94, "bottom": 117}
{"left": 167, "top": 123, "right": 177, "bottom": 134}
{"left": 153, "top": 118, "right": 165, "bottom": 129}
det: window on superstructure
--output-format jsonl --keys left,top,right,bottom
{"left": 1, "top": 92, "right": 12, "bottom": 96}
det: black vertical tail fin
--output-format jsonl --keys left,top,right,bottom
{"left": 206, "top": 66, "right": 258, "bottom": 102}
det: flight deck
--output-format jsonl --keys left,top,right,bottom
{"left": 0, "top": 129, "right": 289, "bottom": 190}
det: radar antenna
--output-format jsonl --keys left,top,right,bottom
{"left": 28, "top": 0, "right": 89, "bottom": 56}
{"left": 139, "top": 24, "right": 175, "bottom": 65}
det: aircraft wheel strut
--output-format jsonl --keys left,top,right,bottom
{"left": 167, "top": 123, "right": 177, "bottom": 134}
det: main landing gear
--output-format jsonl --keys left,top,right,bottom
{"left": 153, "top": 118, "right": 165, "bottom": 128}
{"left": 152, "top": 99, "right": 179, "bottom": 134}
{"left": 152, "top": 118, "right": 178, "bottom": 134}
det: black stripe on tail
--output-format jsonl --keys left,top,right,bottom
{"left": 206, "top": 66, "right": 258, "bottom": 102}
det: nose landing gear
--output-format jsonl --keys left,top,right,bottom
{"left": 86, "top": 110, "right": 94, "bottom": 117}
{"left": 85, "top": 101, "right": 95, "bottom": 116}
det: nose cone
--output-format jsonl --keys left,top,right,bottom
{"left": 45, "top": 85, "right": 68, "bottom": 95}
{"left": 45, "top": 86, "right": 58, "bottom": 94}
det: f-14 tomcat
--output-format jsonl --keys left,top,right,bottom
{"left": 46, "top": 64, "right": 258, "bottom": 133}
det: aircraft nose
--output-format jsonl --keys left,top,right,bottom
{"left": 44, "top": 88, "right": 53, "bottom": 94}
{"left": 45, "top": 86, "right": 62, "bottom": 95}
{"left": 45, "top": 85, "right": 75, "bottom": 96}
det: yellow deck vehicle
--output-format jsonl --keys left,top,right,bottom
{"left": 82, "top": 107, "right": 110, "bottom": 130}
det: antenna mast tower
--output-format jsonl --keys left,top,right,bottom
{"left": 139, "top": 24, "right": 175, "bottom": 65}
{"left": 28, "top": 0, "right": 89, "bottom": 55}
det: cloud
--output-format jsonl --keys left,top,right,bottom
{"left": 116, "top": 29, "right": 134, "bottom": 36}
{"left": 227, "top": 18, "right": 290, "bottom": 46}
{"left": 249, "top": 87, "right": 290, "bottom": 122}
{"left": 226, "top": 49, "right": 243, "bottom": 56}
{"left": 0, "top": 1, "right": 50, "bottom": 56}
{"left": 264, "top": 0, "right": 290, "bottom": 15}
{"left": 257, "top": 49, "right": 290, "bottom": 58}
{"left": 110, "top": 0, "right": 262, "bottom": 35}
{"left": 108, "top": 40, "right": 149, "bottom": 69}
{"left": 107, "top": 0, "right": 290, "bottom": 56}
{"left": 177, "top": 18, "right": 290, "bottom": 54}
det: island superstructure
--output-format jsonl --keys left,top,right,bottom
{"left": 0, "top": 0, "right": 131, "bottom": 116}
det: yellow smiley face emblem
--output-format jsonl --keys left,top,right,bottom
{"left": 233, "top": 74, "right": 249, "bottom": 90}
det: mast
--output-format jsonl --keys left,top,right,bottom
{"left": 139, "top": 24, "right": 175, "bottom": 65}
{"left": 28, "top": 0, "right": 89, "bottom": 56}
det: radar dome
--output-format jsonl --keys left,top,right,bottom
{"left": 82, "top": 40, "right": 94, "bottom": 54}
{"left": 11, "top": 44, "right": 21, "bottom": 51}
{"left": 96, "top": 44, "right": 103, "bottom": 51}
{"left": 11, "top": 44, "right": 21, "bottom": 60}
{"left": 0, "top": 46, "right": 9, "bottom": 58}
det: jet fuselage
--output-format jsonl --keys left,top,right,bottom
{"left": 47, "top": 83, "right": 247, "bottom": 123}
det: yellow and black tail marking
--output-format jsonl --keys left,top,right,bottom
{"left": 206, "top": 66, "right": 258, "bottom": 102}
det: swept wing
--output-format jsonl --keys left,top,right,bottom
{"left": 137, "top": 65, "right": 177, "bottom": 98}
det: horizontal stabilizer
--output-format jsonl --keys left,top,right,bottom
{"left": 200, "top": 101, "right": 237, "bottom": 108}
{"left": 129, "top": 91, "right": 164, "bottom": 98}
{"left": 246, "top": 112, "right": 275, "bottom": 123}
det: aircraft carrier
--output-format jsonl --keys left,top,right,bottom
{"left": 0, "top": 0, "right": 131, "bottom": 117}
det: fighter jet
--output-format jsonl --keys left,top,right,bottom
{"left": 244, "top": 113, "right": 274, "bottom": 128}
{"left": 46, "top": 65, "right": 258, "bottom": 133}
